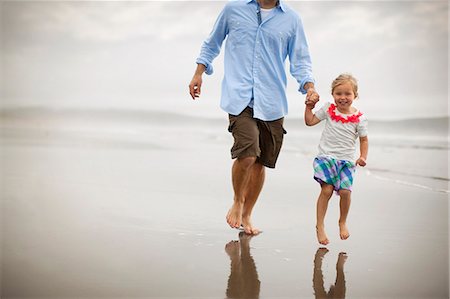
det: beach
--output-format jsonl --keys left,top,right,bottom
{"left": 1, "top": 108, "right": 448, "bottom": 298}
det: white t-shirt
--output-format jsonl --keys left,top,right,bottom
{"left": 315, "top": 102, "right": 368, "bottom": 162}
{"left": 260, "top": 8, "right": 274, "bottom": 21}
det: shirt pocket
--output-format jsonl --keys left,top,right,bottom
{"left": 227, "top": 19, "right": 249, "bottom": 49}
{"left": 263, "top": 28, "right": 289, "bottom": 55}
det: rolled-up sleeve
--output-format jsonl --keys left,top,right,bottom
{"left": 288, "top": 17, "right": 315, "bottom": 94}
{"left": 196, "top": 6, "right": 229, "bottom": 75}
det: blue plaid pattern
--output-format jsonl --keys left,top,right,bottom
{"left": 313, "top": 156, "right": 356, "bottom": 193}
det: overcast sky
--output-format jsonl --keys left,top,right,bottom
{"left": 1, "top": 0, "right": 448, "bottom": 120}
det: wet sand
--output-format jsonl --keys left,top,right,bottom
{"left": 1, "top": 110, "right": 448, "bottom": 298}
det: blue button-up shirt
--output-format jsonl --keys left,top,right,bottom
{"left": 196, "top": 0, "right": 315, "bottom": 121}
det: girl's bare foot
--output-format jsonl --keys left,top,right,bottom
{"left": 339, "top": 222, "right": 350, "bottom": 240}
{"left": 337, "top": 252, "right": 348, "bottom": 266}
{"left": 241, "top": 216, "right": 260, "bottom": 235}
{"left": 315, "top": 247, "right": 329, "bottom": 261}
{"left": 316, "top": 225, "right": 329, "bottom": 245}
{"left": 226, "top": 201, "right": 244, "bottom": 228}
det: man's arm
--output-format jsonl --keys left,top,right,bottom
{"left": 195, "top": 6, "right": 229, "bottom": 76}
{"left": 287, "top": 19, "right": 320, "bottom": 107}
{"left": 189, "top": 6, "right": 228, "bottom": 100}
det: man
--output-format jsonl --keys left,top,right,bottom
{"left": 189, "top": 0, "right": 319, "bottom": 235}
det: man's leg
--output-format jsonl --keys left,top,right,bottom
{"left": 338, "top": 189, "right": 351, "bottom": 240}
{"left": 242, "top": 162, "right": 265, "bottom": 234}
{"left": 227, "top": 156, "right": 257, "bottom": 229}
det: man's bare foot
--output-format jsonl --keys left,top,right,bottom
{"left": 241, "top": 216, "right": 260, "bottom": 235}
{"left": 238, "top": 230, "right": 254, "bottom": 240}
{"left": 316, "top": 225, "right": 329, "bottom": 245}
{"left": 225, "top": 240, "right": 242, "bottom": 271}
{"left": 226, "top": 201, "right": 244, "bottom": 228}
{"left": 339, "top": 222, "right": 350, "bottom": 240}
{"left": 225, "top": 240, "right": 240, "bottom": 258}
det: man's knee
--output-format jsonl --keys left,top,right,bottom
{"left": 236, "top": 156, "right": 257, "bottom": 170}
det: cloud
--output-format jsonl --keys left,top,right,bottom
{"left": 295, "top": 1, "right": 448, "bottom": 46}
{"left": 1, "top": 1, "right": 224, "bottom": 44}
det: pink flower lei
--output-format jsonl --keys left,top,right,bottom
{"left": 328, "top": 103, "right": 363, "bottom": 123}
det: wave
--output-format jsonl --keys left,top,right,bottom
{"left": 0, "top": 107, "right": 225, "bottom": 127}
{"left": 368, "top": 167, "right": 449, "bottom": 182}
{"left": 365, "top": 168, "right": 450, "bottom": 194}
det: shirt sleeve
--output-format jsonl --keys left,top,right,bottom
{"left": 315, "top": 102, "right": 330, "bottom": 121}
{"left": 195, "top": 5, "right": 229, "bottom": 75}
{"left": 357, "top": 115, "right": 369, "bottom": 137}
{"left": 288, "top": 16, "right": 315, "bottom": 94}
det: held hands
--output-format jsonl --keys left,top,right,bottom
{"left": 305, "top": 87, "right": 320, "bottom": 109}
{"left": 356, "top": 157, "right": 367, "bottom": 167}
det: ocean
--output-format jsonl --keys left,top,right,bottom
{"left": 3, "top": 107, "right": 446, "bottom": 194}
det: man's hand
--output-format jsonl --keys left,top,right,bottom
{"left": 304, "top": 83, "right": 320, "bottom": 108}
{"left": 189, "top": 75, "right": 202, "bottom": 100}
{"left": 189, "top": 64, "right": 206, "bottom": 100}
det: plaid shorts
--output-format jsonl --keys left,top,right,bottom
{"left": 313, "top": 156, "right": 356, "bottom": 193}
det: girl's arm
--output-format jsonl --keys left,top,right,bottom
{"left": 356, "top": 136, "right": 369, "bottom": 166}
{"left": 304, "top": 105, "right": 321, "bottom": 126}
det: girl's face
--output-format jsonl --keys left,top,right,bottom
{"left": 332, "top": 82, "right": 356, "bottom": 112}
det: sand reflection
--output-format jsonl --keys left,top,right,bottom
{"left": 313, "top": 248, "right": 347, "bottom": 299}
{"left": 225, "top": 232, "right": 260, "bottom": 299}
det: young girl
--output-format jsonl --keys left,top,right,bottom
{"left": 304, "top": 74, "right": 369, "bottom": 245}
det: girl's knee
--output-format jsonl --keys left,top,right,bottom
{"left": 339, "top": 189, "right": 351, "bottom": 199}
{"left": 320, "top": 184, "right": 334, "bottom": 198}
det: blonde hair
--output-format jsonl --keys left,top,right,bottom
{"left": 331, "top": 73, "right": 358, "bottom": 98}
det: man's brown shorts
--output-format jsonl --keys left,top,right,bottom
{"left": 228, "top": 106, "right": 286, "bottom": 168}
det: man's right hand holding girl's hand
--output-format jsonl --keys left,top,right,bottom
{"left": 304, "top": 84, "right": 320, "bottom": 109}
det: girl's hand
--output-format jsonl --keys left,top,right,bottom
{"left": 356, "top": 157, "right": 366, "bottom": 167}
{"left": 305, "top": 99, "right": 316, "bottom": 109}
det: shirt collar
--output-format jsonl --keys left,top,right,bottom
{"left": 246, "top": 0, "right": 286, "bottom": 12}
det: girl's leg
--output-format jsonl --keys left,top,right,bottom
{"left": 338, "top": 189, "right": 351, "bottom": 240}
{"left": 316, "top": 184, "right": 334, "bottom": 245}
